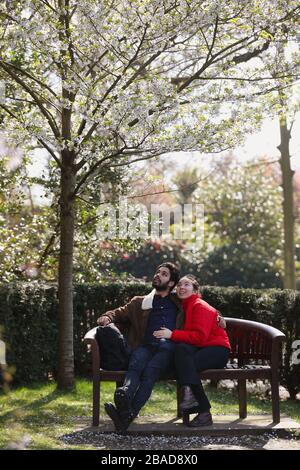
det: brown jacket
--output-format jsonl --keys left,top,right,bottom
{"left": 97, "top": 293, "right": 184, "bottom": 349}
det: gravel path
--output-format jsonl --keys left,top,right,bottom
{"left": 61, "top": 430, "right": 300, "bottom": 450}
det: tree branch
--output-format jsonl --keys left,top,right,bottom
{"left": 37, "top": 221, "right": 60, "bottom": 269}
{"left": 37, "top": 138, "right": 62, "bottom": 168}
{"left": 232, "top": 40, "right": 270, "bottom": 64}
{"left": 0, "top": 62, "right": 60, "bottom": 138}
{"left": 39, "top": 0, "right": 58, "bottom": 14}
{"left": 2, "top": 60, "right": 58, "bottom": 98}
{"left": 0, "top": 102, "right": 62, "bottom": 168}
{"left": 178, "top": 34, "right": 258, "bottom": 93}
{"left": 76, "top": 24, "right": 154, "bottom": 140}
{"left": 72, "top": 146, "right": 127, "bottom": 197}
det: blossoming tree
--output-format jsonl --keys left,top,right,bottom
{"left": 0, "top": 0, "right": 299, "bottom": 388}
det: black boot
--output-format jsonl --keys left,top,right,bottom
{"left": 179, "top": 386, "right": 199, "bottom": 411}
{"left": 114, "top": 386, "right": 132, "bottom": 416}
{"left": 104, "top": 402, "right": 124, "bottom": 432}
{"left": 189, "top": 410, "right": 213, "bottom": 427}
{"left": 104, "top": 402, "right": 134, "bottom": 434}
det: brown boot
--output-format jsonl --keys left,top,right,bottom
{"left": 189, "top": 411, "right": 213, "bottom": 427}
{"left": 179, "top": 386, "right": 199, "bottom": 411}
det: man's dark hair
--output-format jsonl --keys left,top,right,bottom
{"left": 156, "top": 262, "right": 180, "bottom": 287}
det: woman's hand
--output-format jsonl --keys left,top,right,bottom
{"left": 217, "top": 315, "right": 226, "bottom": 329}
{"left": 153, "top": 327, "right": 172, "bottom": 339}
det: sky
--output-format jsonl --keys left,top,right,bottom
{"left": 235, "top": 115, "right": 300, "bottom": 170}
{"left": 166, "top": 113, "right": 300, "bottom": 174}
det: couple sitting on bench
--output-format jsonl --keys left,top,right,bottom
{"left": 97, "top": 262, "right": 231, "bottom": 433}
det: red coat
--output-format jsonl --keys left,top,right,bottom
{"left": 171, "top": 294, "right": 231, "bottom": 350}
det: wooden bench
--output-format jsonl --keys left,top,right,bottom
{"left": 84, "top": 317, "right": 286, "bottom": 426}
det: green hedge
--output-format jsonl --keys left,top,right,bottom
{"left": 0, "top": 282, "right": 299, "bottom": 398}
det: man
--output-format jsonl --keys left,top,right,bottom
{"left": 97, "top": 262, "right": 226, "bottom": 433}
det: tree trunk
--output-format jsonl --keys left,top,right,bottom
{"left": 57, "top": 150, "right": 76, "bottom": 389}
{"left": 277, "top": 114, "right": 296, "bottom": 290}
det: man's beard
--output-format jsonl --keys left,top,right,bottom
{"left": 152, "top": 277, "right": 170, "bottom": 292}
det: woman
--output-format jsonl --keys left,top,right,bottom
{"left": 153, "top": 275, "right": 231, "bottom": 427}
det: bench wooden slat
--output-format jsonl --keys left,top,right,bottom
{"left": 99, "top": 367, "right": 272, "bottom": 381}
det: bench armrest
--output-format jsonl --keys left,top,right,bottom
{"left": 84, "top": 327, "right": 100, "bottom": 376}
{"left": 224, "top": 317, "right": 285, "bottom": 341}
{"left": 224, "top": 317, "right": 286, "bottom": 367}
{"left": 84, "top": 327, "right": 98, "bottom": 342}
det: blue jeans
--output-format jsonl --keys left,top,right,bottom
{"left": 123, "top": 340, "right": 175, "bottom": 416}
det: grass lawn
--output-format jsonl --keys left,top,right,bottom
{"left": 0, "top": 379, "right": 299, "bottom": 450}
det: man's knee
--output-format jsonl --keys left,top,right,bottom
{"left": 129, "top": 358, "right": 146, "bottom": 373}
{"left": 128, "top": 348, "right": 150, "bottom": 372}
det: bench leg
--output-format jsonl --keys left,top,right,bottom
{"left": 92, "top": 378, "right": 100, "bottom": 426}
{"left": 271, "top": 373, "right": 280, "bottom": 424}
{"left": 238, "top": 379, "right": 247, "bottom": 419}
{"left": 183, "top": 411, "right": 190, "bottom": 426}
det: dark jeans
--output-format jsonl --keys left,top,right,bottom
{"left": 123, "top": 340, "right": 175, "bottom": 416}
{"left": 174, "top": 343, "right": 230, "bottom": 413}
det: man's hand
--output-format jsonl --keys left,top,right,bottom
{"left": 97, "top": 316, "right": 111, "bottom": 326}
{"left": 217, "top": 314, "right": 226, "bottom": 329}
{"left": 153, "top": 327, "right": 172, "bottom": 339}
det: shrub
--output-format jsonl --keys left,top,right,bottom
{"left": 0, "top": 282, "right": 299, "bottom": 398}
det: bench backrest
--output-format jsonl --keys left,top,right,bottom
{"left": 86, "top": 317, "right": 285, "bottom": 369}
{"left": 225, "top": 318, "right": 285, "bottom": 366}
